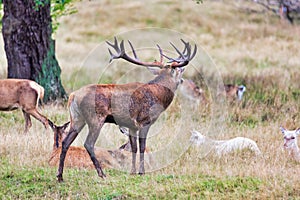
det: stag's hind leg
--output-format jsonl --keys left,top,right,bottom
{"left": 84, "top": 120, "right": 106, "bottom": 178}
{"left": 22, "top": 110, "right": 32, "bottom": 133}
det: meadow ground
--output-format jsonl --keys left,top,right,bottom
{"left": 1, "top": 0, "right": 300, "bottom": 199}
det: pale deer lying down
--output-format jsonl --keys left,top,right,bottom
{"left": 190, "top": 130, "right": 261, "bottom": 157}
{"left": 56, "top": 38, "right": 196, "bottom": 182}
{"left": 220, "top": 84, "right": 246, "bottom": 101}
{"left": 48, "top": 121, "right": 154, "bottom": 171}
{"left": 179, "top": 79, "right": 207, "bottom": 104}
{"left": 280, "top": 126, "right": 300, "bottom": 162}
{"left": 0, "top": 79, "right": 49, "bottom": 133}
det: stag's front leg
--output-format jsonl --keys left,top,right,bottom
{"left": 84, "top": 122, "right": 106, "bottom": 178}
{"left": 138, "top": 126, "right": 150, "bottom": 175}
{"left": 129, "top": 129, "right": 138, "bottom": 174}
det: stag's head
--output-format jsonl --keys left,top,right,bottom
{"left": 106, "top": 37, "right": 197, "bottom": 88}
{"left": 280, "top": 126, "right": 300, "bottom": 149}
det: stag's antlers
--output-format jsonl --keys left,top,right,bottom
{"left": 106, "top": 37, "right": 197, "bottom": 68}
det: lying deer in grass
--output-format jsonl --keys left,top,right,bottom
{"left": 48, "top": 120, "right": 121, "bottom": 169}
{"left": 0, "top": 79, "right": 49, "bottom": 133}
{"left": 219, "top": 84, "right": 246, "bottom": 101}
{"left": 220, "top": 84, "right": 246, "bottom": 101}
{"left": 56, "top": 37, "right": 197, "bottom": 182}
{"left": 190, "top": 130, "right": 261, "bottom": 157}
{"left": 179, "top": 79, "right": 207, "bottom": 104}
{"left": 48, "top": 120, "right": 153, "bottom": 170}
{"left": 280, "top": 126, "right": 300, "bottom": 162}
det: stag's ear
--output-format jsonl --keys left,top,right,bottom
{"left": 280, "top": 126, "right": 286, "bottom": 135}
{"left": 296, "top": 128, "right": 300, "bottom": 135}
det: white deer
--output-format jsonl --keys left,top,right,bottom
{"left": 190, "top": 130, "right": 261, "bottom": 157}
{"left": 280, "top": 126, "right": 300, "bottom": 162}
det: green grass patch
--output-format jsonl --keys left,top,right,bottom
{"left": 0, "top": 160, "right": 263, "bottom": 199}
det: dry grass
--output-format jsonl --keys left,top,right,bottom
{"left": 1, "top": 0, "right": 300, "bottom": 198}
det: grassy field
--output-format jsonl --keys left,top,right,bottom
{"left": 1, "top": 0, "right": 300, "bottom": 199}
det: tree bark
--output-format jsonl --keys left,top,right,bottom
{"left": 2, "top": 0, "right": 67, "bottom": 102}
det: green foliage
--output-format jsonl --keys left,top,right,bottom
{"left": 51, "top": 0, "right": 77, "bottom": 33}
{"left": 33, "top": 0, "right": 77, "bottom": 33}
{"left": 34, "top": 0, "right": 47, "bottom": 9}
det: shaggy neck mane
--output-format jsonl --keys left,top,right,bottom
{"left": 148, "top": 73, "right": 178, "bottom": 93}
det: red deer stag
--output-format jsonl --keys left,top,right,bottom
{"left": 56, "top": 37, "right": 197, "bottom": 182}
{"left": 0, "top": 79, "right": 49, "bottom": 133}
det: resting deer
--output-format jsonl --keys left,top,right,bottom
{"left": 179, "top": 79, "right": 206, "bottom": 104}
{"left": 48, "top": 120, "right": 154, "bottom": 170}
{"left": 280, "top": 126, "right": 300, "bottom": 162}
{"left": 190, "top": 130, "right": 261, "bottom": 157}
{"left": 56, "top": 37, "right": 197, "bottom": 182}
{"left": 220, "top": 84, "right": 246, "bottom": 101}
{"left": 0, "top": 79, "right": 49, "bottom": 133}
{"left": 48, "top": 120, "right": 123, "bottom": 169}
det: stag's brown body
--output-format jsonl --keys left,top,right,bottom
{"left": 56, "top": 38, "right": 196, "bottom": 182}
{"left": 69, "top": 80, "right": 175, "bottom": 131}
{"left": 0, "top": 79, "right": 48, "bottom": 133}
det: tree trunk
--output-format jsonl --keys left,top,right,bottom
{"left": 2, "top": 0, "right": 67, "bottom": 102}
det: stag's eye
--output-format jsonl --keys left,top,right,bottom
{"left": 291, "top": 136, "right": 295, "bottom": 139}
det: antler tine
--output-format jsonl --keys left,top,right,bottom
{"left": 106, "top": 37, "right": 164, "bottom": 68}
{"left": 107, "top": 48, "right": 115, "bottom": 63}
{"left": 156, "top": 44, "right": 164, "bottom": 63}
{"left": 128, "top": 40, "right": 138, "bottom": 60}
{"left": 190, "top": 44, "right": 197, "bottom": 60}
{"left": 167, "top": 39, "right": 197, "bottom": 68}
{"left": 106, "top": 37, "right": 120, "bottom": 53}
{"left": 106, "top": 37, "right": 124, "bottom": 63}
{"left": 180, "top": 39, "right": 190, "bottom": 56}
{"left": 170, "top": 42, "right": 186, "bottom": 60}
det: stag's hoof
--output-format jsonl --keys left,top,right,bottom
{"left": 138, "top": 172, "right": 145, "bottom": 176}
{"left": 99, "top": 173, "right": 106, "bottom": 179}
{"left": 57, "top": 175, "right": 63, "bottom": 183}
{"left": 130, "top": 169, "right": 136, "bottom": 175}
